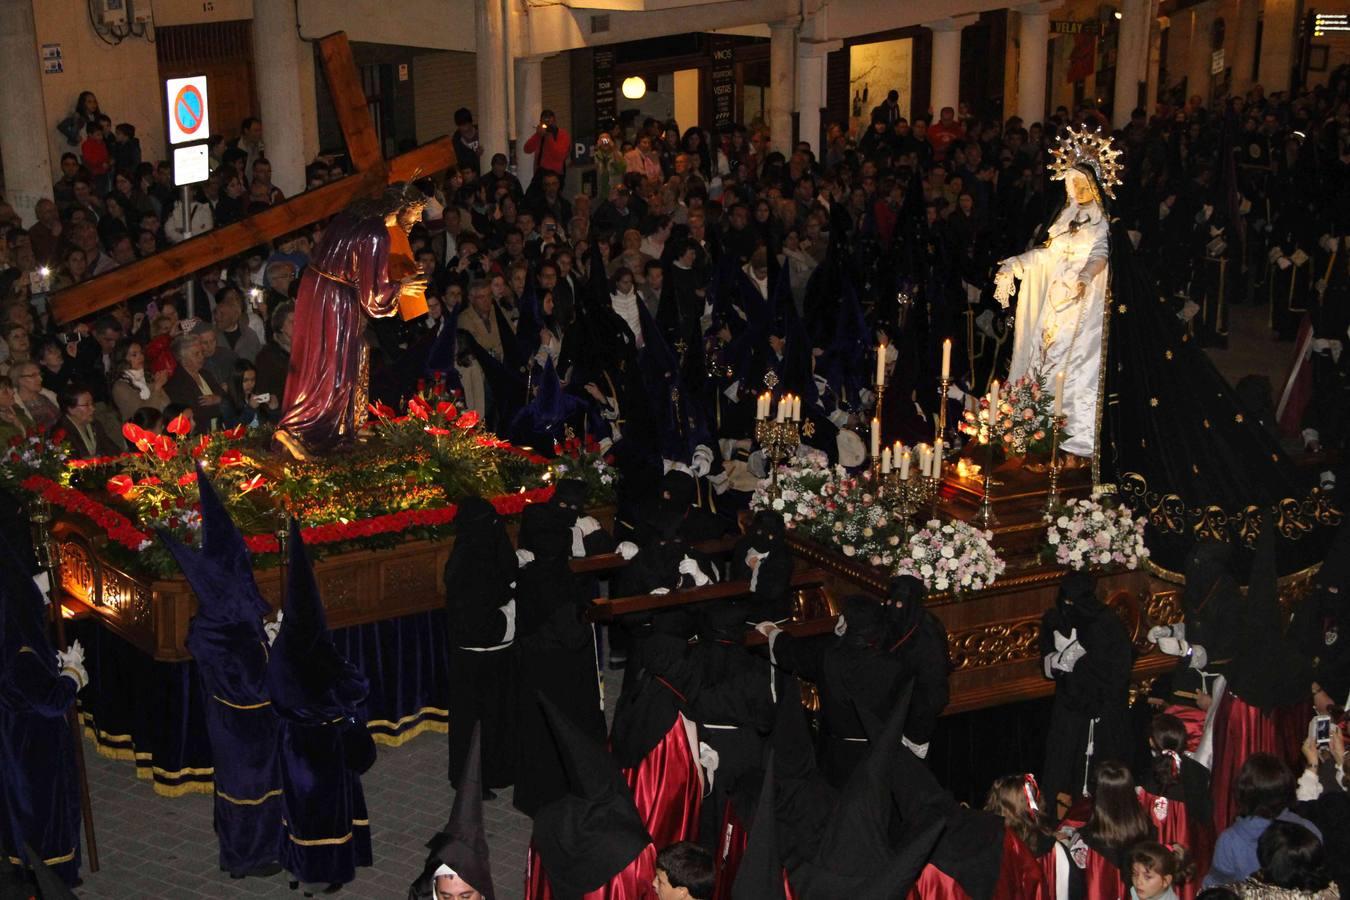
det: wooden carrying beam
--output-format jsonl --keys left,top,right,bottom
{"left": 587, "top": 569, "right": 829, "bottom": 621}
{"left": 52, "top": 171, "right": 383, "bottom": 323}
{"left": 567, "top": 535, "right": 742, "bottom": 575}
{"left": 50, "top": 33, "right": 457, "bottom": 324}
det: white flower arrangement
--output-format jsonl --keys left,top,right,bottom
{"left": 753, "top": 459, "right": 1006, "bottom": 584}
{"left": 896, "top": 519, "right": 1005, "bottom": 594}
{"left": 1044, "top": 496, "right": 1149, "bottom": 571}
{"left": 751, "top": 457, "right": 907, "bottom": 571}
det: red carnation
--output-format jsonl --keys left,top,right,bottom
{"left": 166, "top": 413, "right": 192, "bottom": 436}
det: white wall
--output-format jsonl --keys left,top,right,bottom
{"left": 32, "top": 0, "right": 164, "bottom": 179}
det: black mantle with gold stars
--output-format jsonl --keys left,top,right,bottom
{"left": 1096, "top": 221, "right": 1340, "bottom": 577}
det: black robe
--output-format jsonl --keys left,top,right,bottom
{"left": 512, "top": 556, "right": 605, "bottom": 816}
{"left": 1039, "top": 602, "right": 1135, "bottom": 804}
{"left": 444, "top": 499, "right": 519, "bottom": 789}
{"left": 770, "top": 632, "right": 907, "bottom": 788}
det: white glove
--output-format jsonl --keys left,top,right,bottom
{"left": 264, "top": 612, "right": 283, "bottom": 646}
{"left": 834, "top": 615, "right": 848, "bottom": 637}
{"left": 1148, "top": 623, "right": 1185, "bottom": 643}
{"left": 698, "top": 741, "right": 720, "bottom": 790}
{"left": 575, "top": 515, "right": 600, "bottom": 536}
{"left": 515, "top": 548, "right": 536, "bottom": 567}
{"left": 679, "top": 556, "right": 712, "bottom": 586}
{"left": 616, "top": 541, "right": 639, "bottom": 561}
{"left": 499, "top": 599, "right": 517, "bottom": 643}
{"left": 755, "top": 620, "right": 782, "bottom": 638}
{"left": 691, "top": 445, "right": 714, "bottom": 478}
{"left": 1156, "top": 636, "right": 1189, "bottom": 657}
{"left": 902, "top": 735, "right": 930, "bottom": 759}
{"left": 651, "top": 587, "right": 670, "bottom": 595}
{"left": 1051, "top": 630, "right": 1086, "bottom": 672}
{"left": 57, "top": 640, "right": 89, "bottom": 690}
{"left": 1188, "top": 644, "right": 1209, "bottom": 669}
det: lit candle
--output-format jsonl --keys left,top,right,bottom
{"left": 941, "top": 338, "right": 952, "bottom": 380}
{"left": 871, "top": 418, "right": 880, "bottom": 457}
{"left": 900, "top": 449, "right": 912, "bottom": 480}
{"left": 1053, "top": 371, "right": 1066, "bottom": 417}
{"left": 757, "top": 393, "right": 768, "bottom": 419}
{"left": 932, "top": 441, "right": 943, "bottom": 481}
{"left": 791, "top": 395, "right": 802, "bottom": 422}
{"left": 988, "top": 379, "right": 1000, "bottom": 422}
{"left": 881, "top": 447, "right": 892, "bottom": 473}
{"left": 893, "top": 440, "right": 901, "bottom": 461}
{"left": 876, "top": 343, "right": 887, "bottom": 387}
{"left": 918, "top": 443, "right": 931, "bottom": 476}
{"left": 776, "top": 395, "right": 786, "bottom": 423}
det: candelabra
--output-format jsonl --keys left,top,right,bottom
{"left": 1043, "top": 417, "right": 1063, "bottom": 520}
{"left": 977, "top": 439, "right": 999, "bottom": 528}
{"left": 755, "top": 417, "right": 801, "bottom": 501}
{"left": 886, "top": 469, "right": 939, "bottom": 536}
{"left": 935, "top": 376, "right": 950, "bottom": 446}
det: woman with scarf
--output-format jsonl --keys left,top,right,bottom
{"left": 1040, "top": 571, "right": 1135, "bottom": 810}
{"left": 511, "top": 503, "right": 604, "bottom": 817}
{"left": 444, "top": 495, "right": 519, "bottom": 795}
{"left": 1057, "top": 761, "right": 1155, "bottom": 900}
{"left": 109, "top": 339, "right": 170, "bottom": 421}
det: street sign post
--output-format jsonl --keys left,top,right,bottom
{"left": 165, "top": 75, "right": 210, "bottom": 145}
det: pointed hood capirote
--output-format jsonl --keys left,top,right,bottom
{"left": 158, "top": 464, "right": 271, "bottom": 628}
{"left": 731, "top": 753, "right": 786, "bottom": 900}
{"left": 1227, "top": 524, "right": 1313, "bottom": 710}
{"left": 410, "top": 721, "right": 494, "bottom": 900}
{"left": 267, "top": 518, "right": 368, "bottom": 718}
{"left": 0, "top": 530, "right": 52, "bottom": 665}
{"left": 788, "top": 683, "right": 940, "bottom": 899}
{"left": 530, "top": 694, "right": 652, "bottom": 899}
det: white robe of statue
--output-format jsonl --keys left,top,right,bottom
{"left": 997, "top": 169, "right": 1110, "bottom": 458}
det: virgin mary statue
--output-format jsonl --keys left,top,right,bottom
{"left": 274, "top": 184, "right": 427, "bottom": 460}
{"left": 996, "top": 127, "right": 1337, "bottom": 577}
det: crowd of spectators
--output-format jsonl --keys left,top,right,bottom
{"left": 0, "top": 70, "right": 1347, "bottom": 468}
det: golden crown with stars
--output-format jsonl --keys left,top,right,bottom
{"left": 1049, "top": 125, "right": 1124, "bottom": 199}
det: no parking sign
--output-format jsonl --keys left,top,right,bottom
{"left": 165, "top": 75, "right": 210, "bottom": 145}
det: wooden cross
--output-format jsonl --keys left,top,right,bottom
{"left": 51, "top": 32, "right": 458, "bottom": 325}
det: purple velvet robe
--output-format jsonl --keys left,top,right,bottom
{"left": 277, "top": 212, "right": 401, "bottom": 454}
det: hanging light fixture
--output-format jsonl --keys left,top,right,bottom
{"left": 622, "top": 76, "right": 647, "bottom": 100}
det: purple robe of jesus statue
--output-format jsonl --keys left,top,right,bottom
{"left": 276, "top": 212, "right": 401, "bottom": 455}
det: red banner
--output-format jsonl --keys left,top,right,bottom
{"left": 1067, "top": 33, "right": 1097, "bottom": 83}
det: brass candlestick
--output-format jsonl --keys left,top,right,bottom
{"left": 1043, "top": 417, "right": 1063, "bottom": 520}
{"left": 977, "top": 403, "right": 999, "bottom": 528}
{"left": 887, "top": 469, "right": 938, "bottom": 537}
{"left": 755, "top": 416, "right": 801, "bottom": 501}
{"left": 935, "top": 376, "right": 951, "bottom": 445}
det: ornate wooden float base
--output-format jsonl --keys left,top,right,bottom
{"left": 787, "top": 459, "right": 1182, "bottom": 715}
{"left": 53, "top": 508, "right": 615, "bottom": 662}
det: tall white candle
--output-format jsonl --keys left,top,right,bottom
{"left": 900, "top": 449, "right": 912, "bottom": 480}
{"left": 791, "top": 395, "right": 801, "bottom": 422}
{"left": 876, "top": 343, "right": 887, "bottom": 387}
{"left": 757, "top": 393, "right": 767, "bottom": 419}
{"left": 932, "top": 442, "right": 943, "bottom": 481}
{"left": 1053, "top": 371, "right": 1066, "bottom": 417}
{"left": 988, "top": 379, "right": 1000, "bottom": 422}
{"left": 941, "top": 338, "right": 952, "bottom": 380}
{"left": 881, "top": 447, "right": 892, "bottom": 473}
{"left": 776, "top": 395, "right": 786, "bottom": 423}
{"left": 871, "top": 419, "right": 880, "bottom": 457}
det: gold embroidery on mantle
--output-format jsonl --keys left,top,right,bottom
{"left": 1117, "top": 472, "right": 1340, "bottom": 544}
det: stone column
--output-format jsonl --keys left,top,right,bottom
{"left": 1113, "top": 0, "right": 1151, "bottom": 127}
{"left": 1231, "top": 0, "right": 1260, "bottom": 94}
{"left": 926, "top": 16, "right": 978, "bottom": 118}
{"left": 0, "top": 0, "right": 53, "bottom": 225}
{"left": 514, "top": 56, "right": 544, "bottom": 187}
{"left": 1144, "top": 8, "right": 1164, "bottom": 116}
{"left": 1257, "top": 0, "right": 1297, "bottom": 94}
{"left": 796, "top": 39, "right": 841, "bottom": 156}
{"left": 1016, "top": 3, "right": 1053, "bottom": 126}
{"left": 475, "top": 0, "right": 509, "bottom": 167}
{"left": 252, "top": 0, "right": 315, "bottom": 196}
{"left": 769, "top": 20, "right": 798, "bottom": 153}
{"left": 1185, "top": 1, "right": 1217, "bottom": 104}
